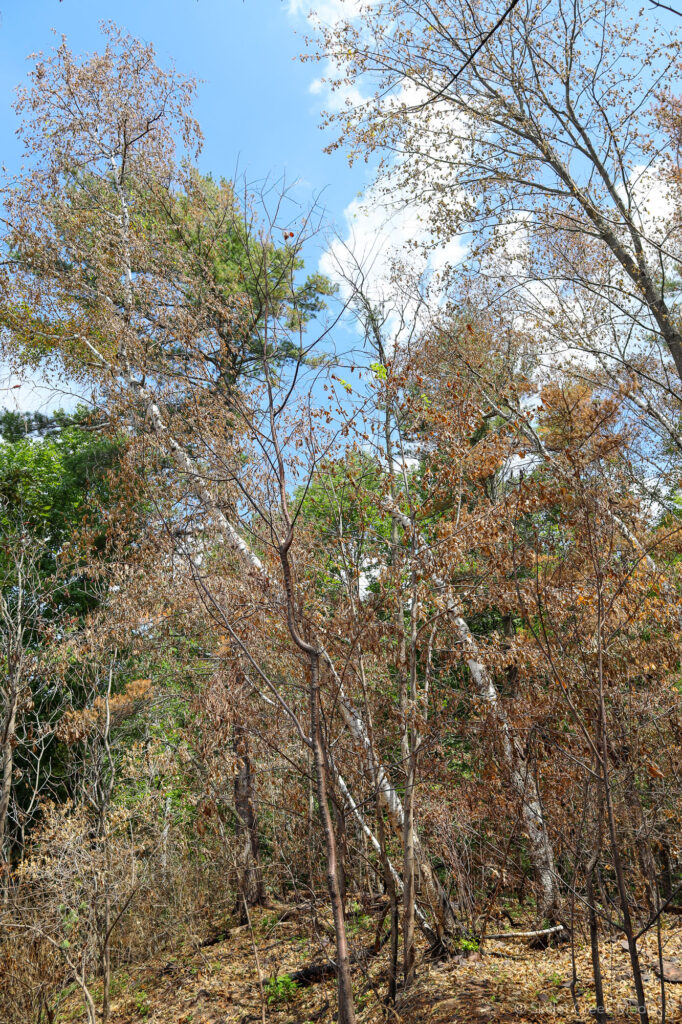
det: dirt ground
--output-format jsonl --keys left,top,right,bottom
{"left": 54, "top": 904, "right": 682, "bottom": 1024}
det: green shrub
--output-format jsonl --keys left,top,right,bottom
{"left": 265, "top": 974, "right": 298, "bottom": 1004}
{"left": 135, "top": 989, "right": 151, "bottom": 1018}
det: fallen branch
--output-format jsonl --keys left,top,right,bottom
{"left": 485, "top": 925, "right": 567, "bottom": 940}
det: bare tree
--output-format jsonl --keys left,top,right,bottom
{"left": 315, "top": 0, "right": 682, "bottom": 447}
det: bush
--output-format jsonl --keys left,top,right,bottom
{"left": 265, "top": 974, "right": 298, "bottom": 1004}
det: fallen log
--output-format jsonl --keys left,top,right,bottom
{"left": 288, "top": 933, "right": 389, "bottom": 987}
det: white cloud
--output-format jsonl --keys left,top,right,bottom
{"left": 319, "top": 174, "right": 467, "bottom": 351}
{"left": 287, "top": 0, "right": 375, "bottom": 113}
{"left": 287, "top": 0, "right": 370, "bottom": 24}
{"left": 286, "top": 0, "right": 470, "bottom": 320}
{"left": 308, "top": 64, "right": 367, "bottom": 113}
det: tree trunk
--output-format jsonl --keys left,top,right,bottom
{"left": 233, "top": 721, "right": 264, "bottom": 912}
{"left": 598, "top": 682, "right": 649, "bottom": 1024}
{"left": 0, "top": 684, "right": 18, "bottom": 861}
{"left": 375, "top": 797, "right": 399, "bottom": 1005}
{"left": 135, "top": 384, "right": 456, "bottom": 945}
{"left": 333, "top": 765, "right": 438, "bottom": 946}
{"left": 328, "top": 657, "right": 458, "bottom": 941}
{"left": 131, "top": 380, "right": 457, "bottom": 943}
{"left": 540, "top": 141, "right": 682, "bottom": 386}
{"left": 386, "top": 501, "right": 559, "bottom": 920}
{"left": 309, "top": 653, "right": 356, "bottom": 1024}
{"left": 402, "top": 563, "right": 419, "bottom": 986}
{"left": 100, "top": 893, "right": 111, "bottom": 1024}
{"left": 465, "top": 640, "right": 558, "bottom": 920}
{"left": 402, "top": 756, "right": 416, "bottom": 985}
{"left": 161, "top": 795, "right": 171, "bottom": 879}
{"left": 586, "top": 848, "right": 607, "bottom": 1024}
{"left": 331, "top": 791, "right": 348, "bottom": 912}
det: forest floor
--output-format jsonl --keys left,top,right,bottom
{"left": 54, "top": 902, "right": 682, "bottom": 1024}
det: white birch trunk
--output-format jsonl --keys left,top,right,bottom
{"left": 385, "top": 501, "right": 559, "bottom": 919}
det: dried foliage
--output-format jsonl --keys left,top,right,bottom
{"left": 1, "top": 10, "right": 682, "bottom": 1024}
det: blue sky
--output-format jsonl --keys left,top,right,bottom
{"left": 0, "top": 0, "right": 359, "bottom": 209}
{"left": 8, "top": 1, "right": 670, "bottom": 415}
{"left": 0, "top": 0, "right": 378, "bottom": 410}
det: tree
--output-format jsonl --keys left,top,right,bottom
{"left": 314, "top": 0, "right": 682, "bottom": 448}
{"left": 6, "top": 671, "right": 154, "bottom": 1024}
{"left": 7, "top": 14, "right": 682, "bottom": 1021}
{"left": 0, "top": 415, "right": 119, "bottom": 862}
{"left": 0, "top": 27, "right": 357, "bottom": 1021}
{"left": 321, "top": 252, "right": 562, "bottom": 923}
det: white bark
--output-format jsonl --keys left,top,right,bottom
{"left": 117, "top": 374, "right": 457, "bottom": 933}
{"left": 334, "top": 767, "right": 435, "bottom": 940}
{"left": 384, "top": 500, "right": 559, "bottom": 918}
{"left": 322, "top": 648, "right": 458, "bottom": 936}
{"left": 485, "top": 925, "right": 566, "bottom": 940}
{"left": 136, "top": 382, "right": 458, "bottom": 935}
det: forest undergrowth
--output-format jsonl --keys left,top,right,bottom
{"left": 47, "top": 901, "right": 682, "bottom": 1024}
{"left": 4, "top": 5, "right": 682, "bottom": 1024}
